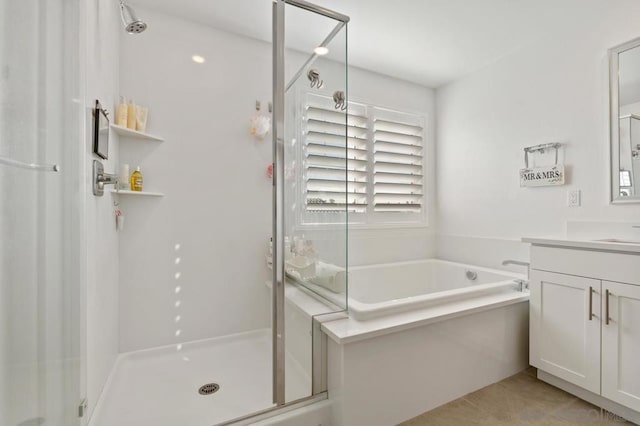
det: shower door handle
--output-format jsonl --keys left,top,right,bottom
{"left": 0, "top": 155, "right": 59, "bottom": 172}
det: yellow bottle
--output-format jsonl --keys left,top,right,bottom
{"left": 127, "top": 99, "right": 137, "bottom": 129}
{"left": 117, "top": 96, "right": 128, "bottom": 127}
{"left": 130, "top": 166, "right": 143, "bottom": 192}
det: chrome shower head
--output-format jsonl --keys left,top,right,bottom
{"left": 119, "top": 1, "right": 147, "bottom": 34}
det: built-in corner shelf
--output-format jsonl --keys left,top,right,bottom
{"left": 110, "top": 125, "right": 164, "bottom": 142}
{"left": 110, "top": 189, "right": 164, "bottom": 197}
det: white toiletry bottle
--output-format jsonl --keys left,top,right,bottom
{"left": 295, "top": 236, "right": 305, "bottom": 256}
{"left": 127, "top": 99, "right": 137, "bottom": 129}
{"left": 119, "top": 164, "right": 130, "bottom": 190}
{"left": 136, "top": 105, "right": 148, "bottom": 132}
{"left": 284, "top": 237, "right": 292, "bottom": 261}
{"left": 117, "top": 96, "right": 128, "bottom": 127}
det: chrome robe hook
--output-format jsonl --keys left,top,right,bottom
{"left": 307, "top": 69, "right": 324, "bottom": 89}
{"left": 333, "top": 90, "right": 346, "bottom": 111}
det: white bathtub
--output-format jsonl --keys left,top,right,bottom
{"left": 316, "top": 259, "right": 530, "bottom": 426}
{"left": 302, "top": 259, "right": 526, "bottom": 320}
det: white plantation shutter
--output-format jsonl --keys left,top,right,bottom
{"left": 303, "top": 94, "right": 369, "bottom": 214}
{"left": 299, "top": 95, "right": 426, "bottom": 226}
{"left": 372, "top": 109, "right": 424, "bottom": 214}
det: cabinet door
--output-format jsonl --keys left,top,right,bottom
{"left": 602, "top": 281, "right": 640, "bottom": 411}
{"left": 530, "top": 270, "right": 601, "bottom": 394}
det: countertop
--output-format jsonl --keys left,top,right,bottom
{"left": 522, "top": 237, "right": 640, "bottom": 254}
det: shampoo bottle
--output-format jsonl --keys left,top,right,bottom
{"left": 130, "top": 166, "right": 143, "bottom": 192}
{"left": 127, "top": 99, "right": 137, "bottom": 129}
{"left": 117, "top": 96, "right": 128, "bottom": 127}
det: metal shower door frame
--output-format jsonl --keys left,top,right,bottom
{"left": 272, "top": 0, "right": 349, "bottom": 407}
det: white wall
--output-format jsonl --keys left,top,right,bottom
{"left": 116, "top": 7, "right": 436, "bottom": 352}
{"left": 117, "top": 8, "right": 273, "bottom": 352}
{"left": 83, "top": 0, "right": 121, "bottom": 420}
{"left": 436, "top": 1, "right": 640, "bottom": 270}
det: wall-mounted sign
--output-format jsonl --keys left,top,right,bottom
{"left": 520, "top": 164, "right": 565, "bottom": 187}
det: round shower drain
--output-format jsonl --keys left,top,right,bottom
{"left": 198, "top": 383, "right": 220, "bottom": 395}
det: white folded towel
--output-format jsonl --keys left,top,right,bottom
{"left": 285, "top": 256, "right": 316, "bottom": 279}
{"left": 310, "top": 262, "right": 347, "bottom": 293}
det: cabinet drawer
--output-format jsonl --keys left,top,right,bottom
{"left": 531, "top": 246, "right": 640, "bottom": 285}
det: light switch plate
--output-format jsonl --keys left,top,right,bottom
{"left": 567, "top": 189, "right": 581, "bottom": 207}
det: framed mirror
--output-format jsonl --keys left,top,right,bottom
{"left": 609, "top": 38, "right": 640, "bottom": 203}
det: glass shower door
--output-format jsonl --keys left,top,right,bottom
{"left": 0, "top": 0, "right": 82, "bottom": 425}
{"left": 273, "top": 0, "right": 349, "bottom": 406}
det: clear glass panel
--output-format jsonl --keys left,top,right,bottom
{"left": 284, "top": 5, "right": 348, "bottom": 310}
{"left": 283, "top": 4, "right": 348, "bottom": 403}
{"left": 0, "top": 0, "right": 82, "bottom": 425}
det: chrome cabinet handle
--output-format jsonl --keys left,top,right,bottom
{"left": 605, "top": 289, "right": 610, "bottom": 325}
{"left": 588, "top": 286, "right": 594, "bottom": 321}
{"left": 0, "top": 155, "right": 59, "bottom": 172}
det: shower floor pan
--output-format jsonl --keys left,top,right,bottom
{"left": 90, "top": 329, "right": 309, "bottom": 426}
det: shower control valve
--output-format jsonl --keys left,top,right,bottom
{"left": 93, "top": 160, "right": 119, "bottom": 196}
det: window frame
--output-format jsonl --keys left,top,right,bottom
{"left": 294, "top": 91, "right": 429, "bottom": 231}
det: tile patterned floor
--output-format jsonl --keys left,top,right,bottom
{"left": 400, "top": 368, "right": 638, "bottom": 426}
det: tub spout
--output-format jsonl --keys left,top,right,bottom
{"left": 502, "top": 259, "right": 530, "bottom": 267}
{"left": 502, "top": 259, "right": 530, "bottom": 279}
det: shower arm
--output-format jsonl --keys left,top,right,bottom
{"left": 118, "top": 0, "right": 147, "bottom": 34}
{"left": 118, "top": 0, "right": 127, "bottom": 25}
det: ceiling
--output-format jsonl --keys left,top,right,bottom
{"left": 131, "top": 0, "right": 604, "bottom": 88}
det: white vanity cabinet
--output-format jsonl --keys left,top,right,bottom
{"left": 525, "top": 238, "right": 640, "bottom": 422}
{"left": 601, "top": 280, "right": 640, "bottom": 412}
{"left": 529, "top": 270, "right": 601, "bottom": 394}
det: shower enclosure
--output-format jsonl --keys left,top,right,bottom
{"left": 0, "top": 0, "right": 349, "bottom": 424}
{"left": 0, "top": 0, "right": 83, "bottom": 425}
{"left": 274, "top": 0, "right": 350, "bottom": 409}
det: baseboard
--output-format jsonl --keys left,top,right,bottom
{"left": 538, "top": 370, "right": 640, "bottom": 425}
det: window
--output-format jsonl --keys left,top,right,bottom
{"left": 371, "top": 108, "right": 424, "bottom": 215}
{"left": 620, "top": 170, "right": 632, "bottom": 187}
{"left": 302, "top": 95, "right": 368, "bottom": 214}
{"left": 297, "top": 93, "right": 426, "bottom": 227}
